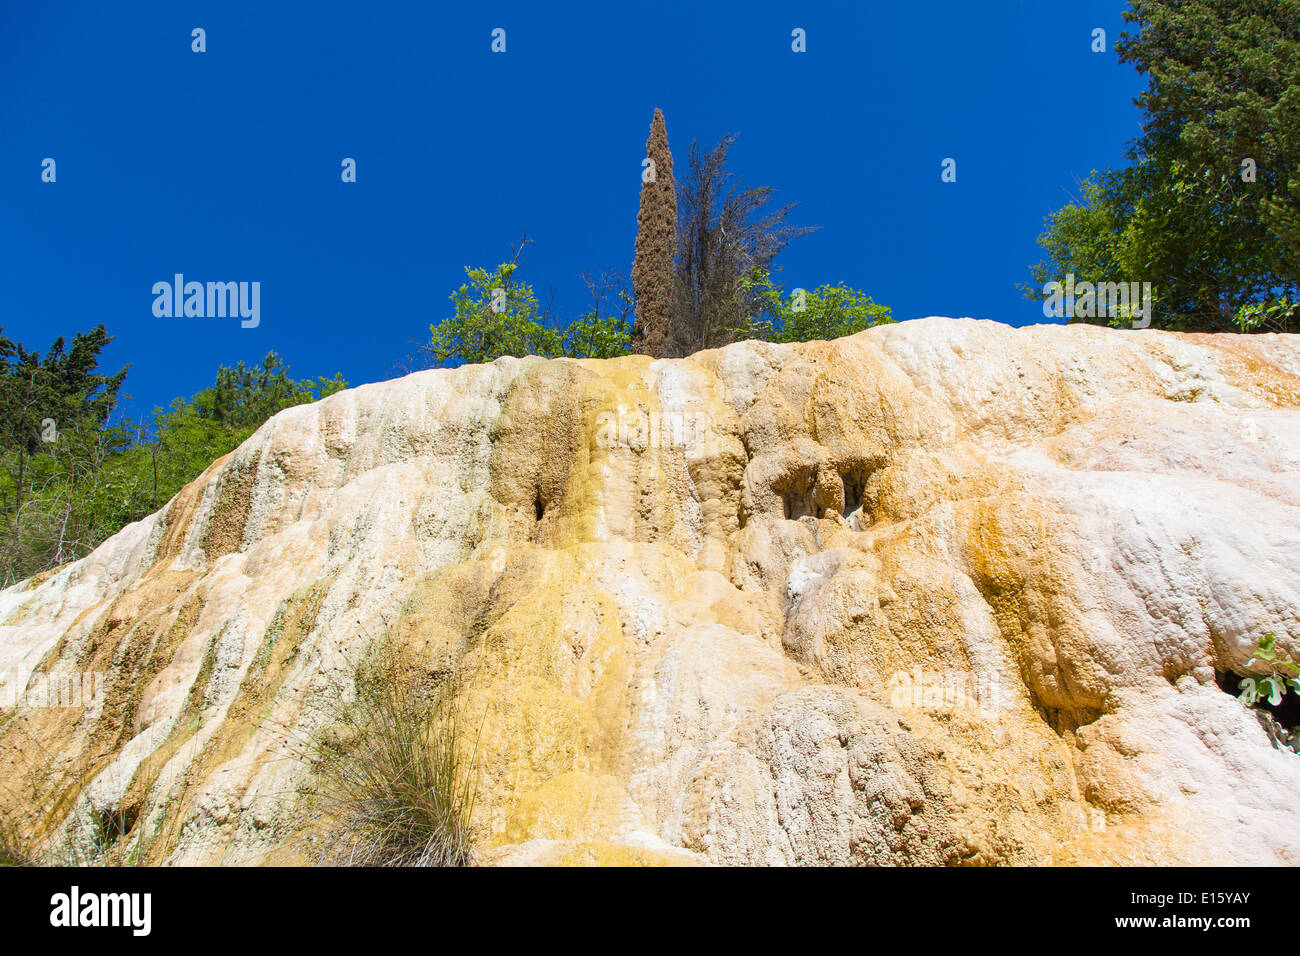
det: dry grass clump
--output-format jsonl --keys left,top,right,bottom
{"left": 314, "top": 645, "right": 479, "bottom": 867}
{"left": 0, "top": 737, "right": 164, "bottom": 867}
{"left": 0, "top": 818, "right": 37, "bottom": 866}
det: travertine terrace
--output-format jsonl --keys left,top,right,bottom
{"left": 3, "top": 318, "right": 1299, "bottom": 865}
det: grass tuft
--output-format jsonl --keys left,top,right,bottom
{"left": 0, "top": 819, "right": 38, "bottom": 867}
{"left": 314, "top": 644, "right": 479, "bottom": 867}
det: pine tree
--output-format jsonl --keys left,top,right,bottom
{"left": 631, "top": 108, "right": 678, "bottom": 358}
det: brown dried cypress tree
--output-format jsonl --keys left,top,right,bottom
{"left": 631, "top": 108, "right": 678, "bottom": 358}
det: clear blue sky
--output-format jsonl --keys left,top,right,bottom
{"left": 1, "top": 1, "right": 1144, "bottom": 422}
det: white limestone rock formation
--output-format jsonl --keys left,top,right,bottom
{"left": 2, "top": 317, "right": 1298, "bottom": 865}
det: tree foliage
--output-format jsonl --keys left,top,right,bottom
{"left": 194, "top": 352, "right": 345, "bottom": 429}
{"left": 426, "top": 242, "right": 634, "bottom": 365}
{"left": 1030, "top": 0, "right": 1300, "bottom": 331}
{"left": 426, "top": 261, "right": 563, "bottom": 367}
{"left": 0, "top": 333, "right": 345, "bottom": 586}
{"left": 426, "top": 123, "right": 893, "bottom": 366}
{"left": 0, "top": 325, "right": 128, "bottom": 516}
{"left": 563, "top": 269, "right": 634, "bottom": 359}
{"left": 671, "top": 134, "right": 818, "bottom": 354}
{"left": 743, "top": 270, "right": 895, "bottom": 343}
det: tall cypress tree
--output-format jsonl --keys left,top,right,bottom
{"left": 632, "top": 108, "right": 678, "bottom": 358}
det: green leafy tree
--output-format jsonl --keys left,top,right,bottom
{"left": 743, "top": 270, "right": 894, "bottom": 343}
{"left": 426, "top": 263, "right": 562, "bottom": 366}
{"left": 562, "top": 269, "right": 634, "bottom": 359}
{"left": 192, "top": 352, "right": 345, "bottom": 429}
{"left": 563, "top": 312, "right": 632, "bottom": 360}
{"left": 426, "top": 235, "right": 564, "bottom": 367}
{"left": 1030, "top": 0, "right": 1300, "bottom": 331}
{"left": 0, "top": 325, "right": 127, "bottom": 515}
{"left": 0, "top": 333, "right": 345, "bottom": 586}
{"left": 427, "top": 244, "right": 640, "bottom": 365}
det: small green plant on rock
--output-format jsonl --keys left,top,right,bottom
{"left": 1238, "top": 633, "right": 1300, "bottom": 707}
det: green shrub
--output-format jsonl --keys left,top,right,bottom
{"left": 742, "top": 269, "right": 893, "bottom": 343}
